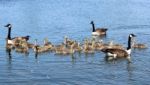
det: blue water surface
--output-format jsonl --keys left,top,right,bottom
{"left": 0, "top": 0, "right": 150, "bottom": 85}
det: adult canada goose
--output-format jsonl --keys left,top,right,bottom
{"left": 101, "top": 34, "right": 136, "bottom": 62}
{"left": 90, "top": 21, "right": 107, "bottom": 36}
{"left": 4, "top": 23, "right": 30, "bottom": 46}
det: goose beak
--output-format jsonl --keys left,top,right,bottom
{"left": 4, "top": 24, "right": 11, "bottom": 27}
{"left": 4, "top": 24, "right": 8, "bottom": 27}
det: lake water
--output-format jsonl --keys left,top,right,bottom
{"left": 0, "top": 0, "right": 150, "bottom": 85}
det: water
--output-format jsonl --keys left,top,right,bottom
{"left": 0, "top": 0, "right": 150, "bottom": 85}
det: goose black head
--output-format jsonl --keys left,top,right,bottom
{"left": 25, "top": 35, "right": 30, "bottom": 41}
{"left": 129, "top": 34, "right": 136, "bottom": 37}
{"left": 26, "top": 35, "right": 30, "bottom": 38}
{"left": 90, "top": 21, "right": 94, "bottom": 24}
{"left": 4, "top": 23, "right": 12, "bottom": 28}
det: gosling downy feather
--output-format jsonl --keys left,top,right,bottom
{"left": 132, "top": 37, "right": 147, "bottom": 49}
{"left": 83, "top": 39, "right": 95, "bottom": 53}
{"left": 33, "top": 39, "right": 49, "bottom": 53}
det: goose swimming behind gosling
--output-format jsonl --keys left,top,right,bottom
{"left": 101, "top": 34, "right": 136, "bottom": 62}
{"left": 4, "top": 23, "right": 30, "bottom": 46}
{"left": 90, "top": 21, "right": 107, "bottom": 36}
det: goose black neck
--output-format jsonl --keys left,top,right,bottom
{"left": 7, "top": 27, "right": 11, "bottom": 39}
{"left": 35, "top": 46, "right": 38, "bottom": 58}
{"left": 92, "top": 23, "right": 96, "bottom": 32}
{"left": 127, "top": 36, "right": 131, "bottom": 50}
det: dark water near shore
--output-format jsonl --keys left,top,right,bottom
{"left": 0, "top": 0, "right": 150, "bottom": 85}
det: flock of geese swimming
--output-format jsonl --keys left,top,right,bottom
{"left": 4, "top": 21, "right": 147, "bottom": 63}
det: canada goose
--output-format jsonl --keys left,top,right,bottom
{"left": 55, "top": 44, "right": 74, "bottom": 55}
{"left": 95, "top": 43, "right": 108, "bottom": 50}
{"left": 108, "top": 40, "right": 124, "bottom": 49}
{"left": 43, "top": 38, "right": 54, "bottom": 50}
{"left": 15, "top": 41, "right": 29, "bottom": 53}
{"left": 54, "top": 44, "right": 65, "bottom": 54}
{"left": 97, "top": 40, "right": 124, "bottom": 50}
{"left": 16, "top": 47, "right": 28, "bottom": 53}
{"left": 132, "top": 37, "right": 147, "bottom": 49}
{"left": 92, "top": 39, "right": 111, "bottom": 50}
{"left": 62, "top": 44, "right": 75, "bottom": 55}
{"left": 133, "top": 44, "right": 147, "bottom": 49}
{"left": 72, "top": 42, "right": 82, "bottom": 52}
{"left": 83, "top": 39, "right": 95, "bottom": 53}
{"left": 63, "top": 36, "right": 74, "bottom": 47}
{"left": 101, "top": 34, "right": 136, "bottom": 62}
{"left": 54, "top": 44, "right": 65, "bottom": 51}
{"left": 33, "top": 39, "right": 49, "bottom": 53}
{"left": 4, "top": 23, "right": 30, "bottom": 46}
{"left": 27, "top": 42, "right": 34, "bottom": 48}
{"left": 90, "top": 21, "right": 107, "bottom": 36}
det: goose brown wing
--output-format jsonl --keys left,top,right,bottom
{"left": 96, "top": 28, "right": 107, "bottom": 32}
{"left": 11, "top": 36, "right": 30, "bottom": 41}
{"left": 102, "top": 48, "right": 128, "bottom": 58}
